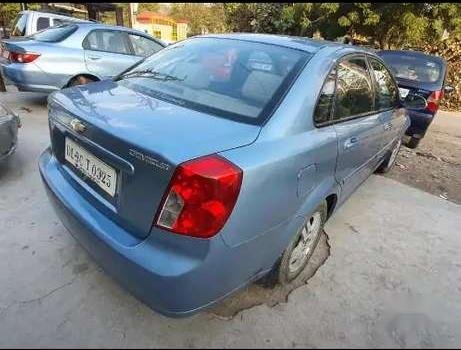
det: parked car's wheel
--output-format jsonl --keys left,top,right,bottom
{"left": 407, "top": 136, "right": 421, "bottom": 149}
{"left": 68, "top": 75, "right": 97, "bottom": 87}
{"left": 376, "top": 138, "right": 401, "bottom": 173}
{"left": 259, "top": 201, "right": 327, "bottom": 287}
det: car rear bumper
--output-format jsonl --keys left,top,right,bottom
{"left": 405, "top": 110, "right": 435, "bottom": 138}
{"left": 1, "top": 62, "right": 60, "bottom": 93}
{"left": 38, "top": 147, "right": 274, "bottom": 317}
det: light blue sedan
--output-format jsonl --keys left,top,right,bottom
{"left": 0, "top": 23, "right": 165, "bottom": 92}
{"left": 38, "top": 34, "right": 426, "bottom": 317}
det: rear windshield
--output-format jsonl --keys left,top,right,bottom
{"left": 32, "top": 24, "right": 78, "bottom": 42}
{"left": 117, "top": 37, "right": 311, "bottom": 124}
{"left": 379, "top": 53, "right": 443, "bottom": 84}
{"left": 11, "top": 13, "right": 28, "bottom": 36}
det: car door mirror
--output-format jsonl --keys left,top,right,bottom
{"left": 444, "top": 85, "right": 454, "bottom": 95}
{"left": 401, "top": 93, "right": 427, "bottom": 110}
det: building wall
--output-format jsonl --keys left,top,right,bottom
{"left": 134, "top": 14, "right": 188, "bottom": 43}
{"left": 176, "top": 23, "right": 188, "bottom": 41}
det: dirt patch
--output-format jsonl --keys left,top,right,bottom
{"left": 384, "top": 111, "right": 461, "bottom": 204}
{"left": 208, "top": 231, "right": 330, "bottom": 319}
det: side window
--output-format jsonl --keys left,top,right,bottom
{"left": 368, "top": 57, "right": 399, "bottom": 110}
{"left": 37, "top": 17, "right": 50, "bottom": 31}
{"left": 83, "top": 31, "right": 100, "bottom": 50}
{"left": 314, "top": 68, "right": 337, "bottom": 125}
{"left": 53, "top": 18, "right": 69, "bottom": 27}
{"left": 83, "top": 30, "right": 130, "bottom": 55}
{"left": 334, "top": 56, "right": 374, "bottom": 120}
{"left": 128, "top": 34, "right": 163, "bottom": 57}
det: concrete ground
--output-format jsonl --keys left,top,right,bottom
{"left": 1, "top": 91, "right": 461, "bottom": 348}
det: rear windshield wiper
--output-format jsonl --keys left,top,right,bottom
{"left": 118, "top": 69, "right": 184, "bottom": 82}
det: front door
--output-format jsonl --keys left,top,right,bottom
{"left": 332, "top": 55, "right": 383, "bottom": 201}
{"left": 83, "top": 29, "right": 141, "bottom": 79}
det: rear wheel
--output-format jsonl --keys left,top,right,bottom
{"left": 259, "top": 201, "right": 327, "bottom": 287}
{"left": 67, "top": 75, "right": 97, "bottom": 87}
{"left": 407, "top": 136, "right": 421, "bottom": 149}
{"left": 376, "top": 138, "right": 401, "bottom": 174}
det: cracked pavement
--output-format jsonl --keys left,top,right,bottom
{"left": 1, "top": 90, "right": 461, "bottom": 348}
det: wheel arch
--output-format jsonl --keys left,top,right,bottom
{"left": 64, "top": 73, "right": 101, "bottom": 88}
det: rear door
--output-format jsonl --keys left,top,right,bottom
{"left": 367, "top": 56, "right": 404, "bottom": 149}
{"left": 83, "top": 29, "right": 141, "bottom": 78}
{"left": 333, "top": 55, "right": 383, "bottom": 200}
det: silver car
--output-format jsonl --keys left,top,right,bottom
{"left": 0, "top": 102, "right": 20, "bottom": 161}
{"left": 0, "top": 23, "right": 166, "bottom": 92}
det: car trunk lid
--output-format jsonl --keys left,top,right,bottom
{"left": 48, "top": 80, "right": 260, "bottom": 239}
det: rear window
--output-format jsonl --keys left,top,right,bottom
{"left": 379, "top": 53, "right": 443, "bottom": 84}
{"left": 117, "top": 37, "right": 311, "bottom": 124}
{"left": 32, "top": 24, "right": 78, "bottom": 42}
{"left": 11, "top": 13, "right": 28, "bottom": 36}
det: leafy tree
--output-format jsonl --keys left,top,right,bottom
{"left": 169, "top": 3, "right": 227, "bottom": 36}
{"left": 138, "top": 3, "right": 160, "bottom": 13}
{"left": 223, "top": 3, "right": 461, "bottom": 49}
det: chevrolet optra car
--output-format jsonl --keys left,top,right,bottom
{"left": 0, "top": 22, "right": 165, "bottom": 92}
{"left": 377, "top": 50, "right": 453, "bottom": 148}
{"left": 39, "top": 34, "right": 425, "bottom": 317}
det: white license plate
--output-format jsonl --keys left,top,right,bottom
{"left": 64, "top": 137, "right": 117, "bottom": 197}
{"left": 399, "top": 87, "right": 410, "bottom": 98}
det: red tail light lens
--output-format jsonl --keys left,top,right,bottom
{"left": 426, "top": 90, "right": 443, "bottom": 114}
{"left": 9, "top": 52, "right": 41, "bottom": 63}
{"left": 155, "top": 155, "right": 243, "bottom": 238}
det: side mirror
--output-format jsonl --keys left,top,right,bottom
{"left": 401, "top": 93, "right": 427, "bottom": 110}
{"left": 444, "top": 85, "right": 454, "bottom": 95}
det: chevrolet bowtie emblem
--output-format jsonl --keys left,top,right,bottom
{"left": 70, "top": 119, "right": 86, "bottom": 133}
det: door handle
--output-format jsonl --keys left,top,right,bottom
{"left": 344, "top": 137, "right": 359, "bottom": 150}
{"left": 87, "top": 56, "right": 101, "bottom": 61}
{"left": 384, "top": 123, "right": 392, "bottom": 130}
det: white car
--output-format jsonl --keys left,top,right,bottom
{"left": 9, "top": 10, "right": 88, "bottom": 37}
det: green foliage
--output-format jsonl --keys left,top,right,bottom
{"left": 169, "top": 3, "right": 227, "bottom": 36}
{"left": 224, "top": 3, "right": 461, "bottom": 49}
{"left": 138, "top": 3, "right": 160, "bottom": 13}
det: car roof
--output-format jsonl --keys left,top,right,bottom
{"left": 377, "top": 49, "right": 446, "bottom": 65}
{"left": 75, "top": 22, "right": 152, "bottom": 36}
{"left": 19, "top": 10, "right": 87, "bottom": 21}
{"left": 197, "top": 33, "right": 370, "bottom": 54}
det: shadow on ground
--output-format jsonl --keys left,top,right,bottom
{"left": 208, "top": 231, "right": 331, "bottom": 319}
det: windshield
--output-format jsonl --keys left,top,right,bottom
{"left": 117, "top": 37, "right": 311, "bottom": 124}
{"left": 379, "top": 53, "right": 443, "bottom": 84}
{"left": 33, "top": 24, "right": 78, "bottom": 42}
{"left": 11, "top": 13, "right": 28, "bottom": 36}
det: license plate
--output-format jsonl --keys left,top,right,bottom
{"left": 64, "top": 138, "right": 117, "bottom": 197}
{"left": 399, "top": 87, "right": 410, "bottom": 98}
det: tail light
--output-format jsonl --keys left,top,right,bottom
{"left": 426, "top": 90, "right": 443, "bottom": 114}
{"left": 9, "top": 52, "right": 40, "bottom": 63}
{"left": 155, "top": 154, "right": 243, "bottom": 239}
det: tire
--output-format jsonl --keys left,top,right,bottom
{"left": 68, "top": 75, "right": 96, "bottom": 88}
{"left": 259, "top": 201, "right": 328, "bottom": 287}
{"left": 407, "top": 136, "right": 421, "bottom": 149}
{"left": 376, "top": 138, "right": 401, "bottom": 174}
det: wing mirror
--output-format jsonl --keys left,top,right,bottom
{"left": 444, "top": 85, "right": 454, "bottom": 95}
{"left": 401, "top": 93, "right": 427, "bottom": 110}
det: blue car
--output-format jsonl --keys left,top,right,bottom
{"left": 377, "top": 50, "right": 453, "bottom": 148}
{"left": 39, "top": 34, "right": 423, "bottom": 317}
